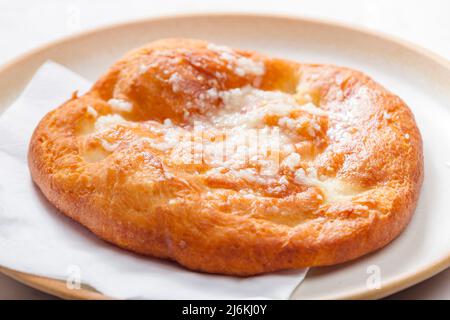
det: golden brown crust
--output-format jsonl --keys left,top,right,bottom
{"left": 28, "top": 39, "right": 423, "bottom": 275}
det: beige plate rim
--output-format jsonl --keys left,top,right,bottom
{"left": 0, "top": 12, "right": 449, "bottom": 300}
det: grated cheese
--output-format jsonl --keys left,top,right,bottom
{"left": 108, "top": 98, "right": 133, "bottom": 112}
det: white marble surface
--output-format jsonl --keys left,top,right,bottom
{"left": 0, "top": 0, "right": 448, "bottom": 300}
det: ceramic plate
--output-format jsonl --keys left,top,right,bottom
{"left": 0, "top": 13, "right": 449, "bottom": 300}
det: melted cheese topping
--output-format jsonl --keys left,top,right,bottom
{"left": 94, "top": 114, "right": 128, "bottom": 131}
{"left": 207, "top": 44, "right": 265, "bottom": 77}
{"left": 90, "top": 84, "right": 362, "bottom": 203}
{"left": 108, "top": 98, "right": 133, "bottom": 112}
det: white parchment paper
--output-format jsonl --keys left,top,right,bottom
{"left": 0, "top": 61, "right": 307, "bottom": 299}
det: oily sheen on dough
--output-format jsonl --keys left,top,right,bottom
{"left": 28, "top": 39, "right": 423, "bottom": 275}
